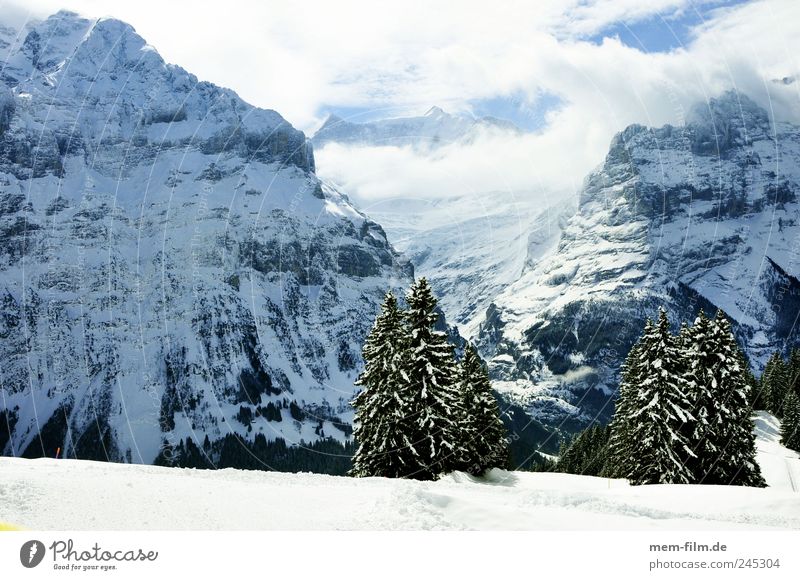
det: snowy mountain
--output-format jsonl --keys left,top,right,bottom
{"left": 477, "top": 91, "right": 800, "bottom": 428}
{"left": 1, "top": 411, "right": 797, "bottom": 529}
{"left": 365, "top": 193, "right": 570, "bottom": 334}
{"left": 0, "top": 11, "right": 413, "bottom": 468}
{"left": 312, "top": 106, "right": 521, "bottom": 150}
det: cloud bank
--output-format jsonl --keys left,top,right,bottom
{"left": 4, "top": 0, "right": 799, "bottom": 205}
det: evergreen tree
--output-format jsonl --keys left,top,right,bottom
{"left": 687, "top": 311, "right": 764, "bottom": 486}
{"left": 626, "top": 309, "right": 695, "bottom": 485}
{"left": 558, "top": 423, "right": 610, "bottom": 476}
{"left": 605, "top": 340, "right": 644, "bottom": 480}
{"left": 681, "top": 310, "right": 714, "bottom": 479}
{"left": 781, "top": 390, "right": 800, "bottom": 451}
{"left": 397, "top": 278, "right": 465, "bottom": 479}
{"left": 788, "top": 348, "right": 800, "bottom": 398}
{"left": 350, "top": 292, "right": 409, "bottom": 477}
{"left": 763, "top": 352, "right": 789, "bottom": 416}
{"left": 607, "top": 309, "right": 765, "bottom": 487}
{"left": 458, "top": 344, "right": 509, "bottom": 474}
{"left": 753, "top": 372, "right": 771, "bottom": 411}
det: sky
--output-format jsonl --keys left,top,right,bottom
{"left": 1, "top": 0, "right": 799, "bottom": 207}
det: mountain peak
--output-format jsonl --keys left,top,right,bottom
{"left": 424, "top": 105, "right": 447, "bottom": 118}
{"left": 686, "top": 90, "right": 771, "bottom": 154}
{"left": 0, "top": 11, "right": 412, "bottom": 469}
{"left": 688, "top": 90, "right": 768, "bottom": 128}
{"left": 601, "top": 90, "right": 773, "bottom": 172}
{"left": 320, "top": 113, "right": 347, "bottom": 129}
{"left": 17, "top": 10, "right": 95, "bottom": 73}
{"left": 92, "top": 15, "right": 140, "bottom": 38}
{"left": 52, "top": 9, "right": 83, "bottom": 20}
{"left": 1, "top": 10, "right": 313, "bottom": 172}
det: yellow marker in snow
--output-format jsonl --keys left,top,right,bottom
{"left": 0, "top": 522, "right": 21, "bottom": 531}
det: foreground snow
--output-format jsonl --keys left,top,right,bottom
{"left": 1, "top": 411, "right": 796, "bottom": 531}
{"left": 753, "top": 411, "right": 800, "bottom": 492}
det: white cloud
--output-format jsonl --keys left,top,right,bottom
{"left": 2, "top": 0, "right": 799, "bottom": 206}
{"left": 317, "top": 0, "right": 800, "bottom": 205}
{"left": 316, "top": 132, "right": 574, "bottom": 205}
{"left": 1, "top": 0, "right": 722, "bottom": 128}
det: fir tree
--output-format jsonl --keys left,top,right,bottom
{"left": 397, "top": 278, "right": 465, "bottom": 479}
{"left": 687, "top": 311, "right": 764, "bottom": 486}
{"left": 458, "top": 344, "right": 509, "bottom": 474}
{"left": 350, "top": 292, "right": 409, "bottom": 477}
{"left": 763, "top": 352, "right": 789, "bottom": 416}
{"left": 607, "top": 309, "right": 765, "bottom": 487}
{"left": 753, "top": 372, "right": 771, "bottom": 411}
{"left": 626, "top": 309, "right": 695, "bottom": 485}
{"left": 781, "top": 390, "right": 800, "bottom": 451}
{"left": 605, "top": 340, "right": 643, "bottom": 480}
{"left": 558, "top": 424, "right": 610, "bottom": 476}
{"left": 788, "top": 348, "right": 800, "bottom": 397}
{"left": 681, "top": 310, "right": 714, "bottom": 479}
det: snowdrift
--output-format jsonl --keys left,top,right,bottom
{"left": 0, "top": 412, "right": 797, "bottom": 530}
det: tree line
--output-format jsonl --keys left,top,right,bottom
{"left": 351, "top": 278, "right": 508, "bottom": 480}
{"left": 552, "top": 309, "right": 767, "bottom": 486}
{"left": 755, "top": 349, "right": 800, "bottom": 451}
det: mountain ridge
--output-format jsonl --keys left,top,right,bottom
{"left": 0, "top": 10, "right": 413, "bottom": 467}
{"left": 312, "top": 106, "right": 522, "bottom": 150}
{"left": 477, "top": 90, "right": 800, "bottom": 429}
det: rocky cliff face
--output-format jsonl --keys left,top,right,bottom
{"left": 478, "top": 91, "right": 800, "bottom": 429}
{"left": 0, "top": 11, "right": 412, "bottom": 467}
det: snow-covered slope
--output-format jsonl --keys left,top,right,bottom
{"left": 312, "top": 106, "right": 520, "bottom": 150}
{"left": 477, "top": 91, "right": 800, "bottom": 427}
{"left": 0, "top": 412, "right": 797, "bottom": 529}
{"left": 0, "top": 11, "right": 412, "bottom": 466}
{"left": 366, "top": 193, "right": 571, "bottom": 333}
{"left": 753, "top": 411, "right": 800, "bottom": 491}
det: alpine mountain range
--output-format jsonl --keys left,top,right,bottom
{"left": 2, "top": 10, "right": 800, "bottom": 470}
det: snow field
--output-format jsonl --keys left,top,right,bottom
{"left": 1, "top": 412, "right": 797, "bottom": 531}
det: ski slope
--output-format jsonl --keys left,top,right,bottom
{"left": 753, "top": 411, "right": 800, "bottom": 492}
{"left": 0, "top": 413, "right": 798, "bottom": 531}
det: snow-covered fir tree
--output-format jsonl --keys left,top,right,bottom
{"left": 580, "top": 309, "right": 765, "bottom": 487}
{"left": 711, "top": 311, "right": 764, "bottom": 486}
{"left": 762, "top": 352, "right": 789, "bottom": 416}
{"left": 781, "top": 391, "right": 800, "bottom": 451}
{"left": 680, "top": 311, "right": 714, "bottom": 479}
{"left": 625, "top": 309, "right": 695, "bottom": 485}
{"left": 351, "top": 281, "right": 511, "bottom": 480}
{"left": 400, "top": 278, "right": 466, "bottom": 479}
{"left": 604, "top": 340, "right": 644, "bottom": 479}
{"left": 350, "top": 292, "right": 409, "bottom": 478}
{"left": 458, "top": 343, "right": 509, "bottom": 474}
{"left": 686, "top": 311, "right": 764, "bottom": 486}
